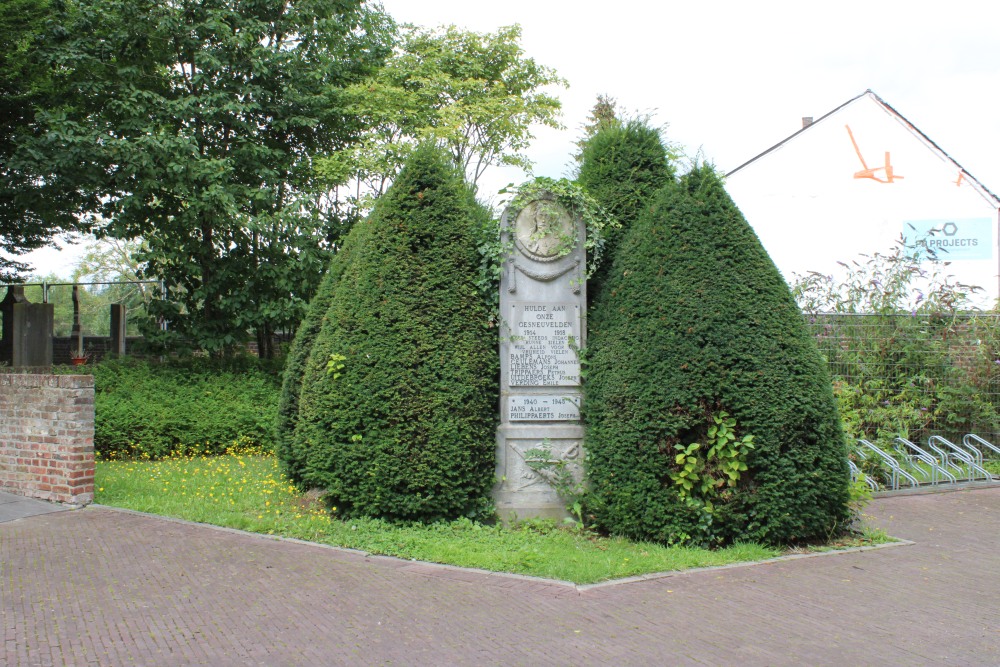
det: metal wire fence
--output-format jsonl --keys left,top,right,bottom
{"left": 3, "top": 281, "right": 158, "bottom": 337}
{"left": 804, "top": 312, "right": 1000, "bottom": 446}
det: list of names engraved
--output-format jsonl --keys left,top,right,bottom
{"left": 508, "top": 395, "right": 581, "bottom": 421}
{"left": 508, "top": 302, "right": 580, "bottom": 386}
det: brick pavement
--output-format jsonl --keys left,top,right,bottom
{"left": 2, "top": 488, "right": 999, "bottom": 666}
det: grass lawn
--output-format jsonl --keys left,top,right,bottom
{"left": 95, "top": 449, "right": 880, "bottom": 585}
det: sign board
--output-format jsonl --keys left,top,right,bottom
{"left": 903, "top": 218, "right": 993, "bottom": 261}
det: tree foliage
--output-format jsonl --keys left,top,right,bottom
{"left": 584, "top": 165, "right": 850, "bottom": 546}
{"left": 14, "top": 0, "right": 393, "bottom": 355}
{"left": 572, "top": 93, "right": 624, "bottom": 163}
{"left": 327, "top": 23, "right": 565, "bottom": 196}
{"left": 0, "top": 0, "right": 97, "bottom": 280}
{"left": 286, "top": 144, "right": 499, "bottom": 521}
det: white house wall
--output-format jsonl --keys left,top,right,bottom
{"left": 725, "top": 95, "right": 999, "bottom": 308}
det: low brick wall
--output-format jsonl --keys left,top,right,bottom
{"left": 0, "top": 374, "right": 95, "bottom": 505}
{"left": 52, "top": 336, "right": 144, "bottom": 365}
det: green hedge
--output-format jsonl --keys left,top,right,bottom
{"left": 274, "top": 219, "right": 372, "bottom": 486}
{"left": 577, "top": 119, "right": 675, "bottom": 305}
{"left": 584, "top": 165, "right": 850, "bottom": 546}
{"left": 287, "top": 144, "right": 499, "bottom": 522}
{"left": 93, "top": 357, "right": 282, "bottom": 459}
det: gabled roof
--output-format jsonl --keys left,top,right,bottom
{"left": 726, "top": 89, "right": 1000, "bottom": 208}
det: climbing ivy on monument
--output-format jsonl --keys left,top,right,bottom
{"left": 287, "top": 144, "right": 499, "bottom": 522}
{"left": 584, "top": 165, "right": 850, "bottom": 546}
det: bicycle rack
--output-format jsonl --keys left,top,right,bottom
{"left": 853, "top": 434, "right": 998, "bottom": 493}
{"left": 848, "top": 459, "right": 880, "bottom": 492}
{"left": 894, "top": 437, "right": 957, "bottom": 485}
{"left": 858, "top": 439, "right": 920, "bottom": 490}
{"left": 962, "top": 434, "right": 1000, "bottom": 466}
{"left": 924, "top": 438, "right": 966, "bottom": 479}
{"left": 927, "top": 436, "right": 995, "bottom": 483}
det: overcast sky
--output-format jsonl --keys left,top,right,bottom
{"left": 382, "top": 0, "right": 1000, "bottom": 200}
{"left": 24, "top": 0, "right": 1000, "bottom": 277}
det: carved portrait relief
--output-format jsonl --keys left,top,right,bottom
{"left": 513, "top": 199, "right": 574, "bottom": 262}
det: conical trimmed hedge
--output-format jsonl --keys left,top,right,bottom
{"left": 577, "top": 119, "right": 675, "bottom": 305}
{"left": 287, "top": 144, "right": 499, "bottom": 522}
{"left": 584, "top": 165, "right": 849, "bottom": 545}
{"left": 274, "top": 219, "right": 372, "bottom": 486}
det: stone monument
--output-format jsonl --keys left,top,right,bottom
{"left": 0, "top": 286, "right": 53, "bottom": 367}
{"left": 110, "top": 303, "right": 127, "bottom": 357}
{"left": 494, "top": 193, "right": 586, "bottom": 520}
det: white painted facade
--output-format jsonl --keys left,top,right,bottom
{"left": 725, "top": 90, "right": 1000, "bottom": 308}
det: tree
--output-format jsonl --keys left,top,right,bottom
{"left": 584, "top": 165, "right": 850, "bottom": 546}
{"left": 287, "top": 144, "right": 499, "bottom": 521}
{"left": 67, "top": 237, "right": 157, "bottom": 333}
{"left": 328, "top": 23, "right": 565, "bottom": 197}
{"left": 0, "top": 0, "right": 98, "bottom": 280}
{"left": 16, "top": 0, "right": 394, "bottom": 355}
{"left": 572, "top": 94, "right": 623, "bottom": 162}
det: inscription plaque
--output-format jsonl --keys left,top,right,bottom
{"left": 508, "top": 394, "right": 580, "bottom": 422}
{"left": 508, "top": 302, "right": 580, "bottom": 386}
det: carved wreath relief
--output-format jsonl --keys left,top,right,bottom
{"left": 509, "top": 440, "right": 582, "bottom": 492}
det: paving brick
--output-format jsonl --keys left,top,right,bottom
{"left": 2, "top": 488, "right": 1000, "bottom": 665}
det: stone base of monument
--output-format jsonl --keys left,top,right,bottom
{"left": 493, "top": 423, "right": 584, "bottom": 522}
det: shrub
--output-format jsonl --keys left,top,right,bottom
{"left": 288, "top": 144, "right": 499, "bottom": 522}
{"left": 274, "top": 220, "right": 372, "bottom": 486}
{"left": 794, "top": 238, "right": 999, "bottom": 448}
{"left": 93, "top": 357, "right": 282, "bottom": 459}
{"left": 584, "top": 165, "right": 850, "bottom": 546}
{"left": 577, "top": 119, "right": 675, "bottom": 305}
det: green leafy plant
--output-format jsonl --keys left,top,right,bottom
{"left": 522, "top": 440, "right": 587, "bottom": 527}
{"left": 665, "top": 411, "right": 754, "bottom": 545}
{"left": 502, "top": 177, "right": 617, "bottom": 279}
{"left": 794, "top": 235, "right": 1000, "bottom": 447}
{"left": 847, "top": 471, "right": 873, "bottom": 513}
{"left": 670, "top": 412, "right": 753, "bottom": 509}
{"left": 326, "top": 353, "right": 346, "bottom": 379}
{"left": 477, "top": 177, "right": 616, "bottom": 325}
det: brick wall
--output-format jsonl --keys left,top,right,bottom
{"left": 52, "top": 336, "right": 144, "bottom": 365}
{"left": 0, "top": 374, "right": 95, "bottom": 505}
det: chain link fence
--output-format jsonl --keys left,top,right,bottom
{"left": 804, "top": 312, "right": 1000, "bottom": 446}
